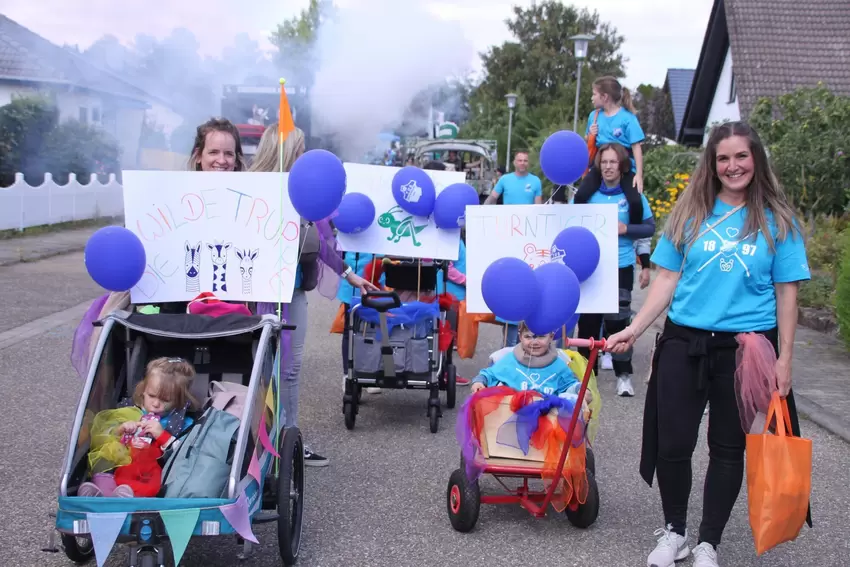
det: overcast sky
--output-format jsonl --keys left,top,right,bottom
{"left": 0, "top": 0, "right": 715, "bottom": 88}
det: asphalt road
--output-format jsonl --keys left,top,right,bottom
{"left": 1, "top": 252, "right": 847, "bottom": 567}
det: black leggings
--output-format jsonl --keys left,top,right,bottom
{"left": 653, "top": 322, "right": 783, "bottom": 548}
{"left": 577, "top": 266, "right": 634, "bottom": 375}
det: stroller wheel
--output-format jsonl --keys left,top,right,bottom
{"left": 277, "top": 427, "right": 305, "bottom": 565}
{"left": 61, "top": 533, "right": 93, "bottom": 564}
{"left": 428, "top": 405, "right": 440, "bottom": 434}
{"left": 586, "top": 445, "right": 596, "bottom": 476}
{"left": 343, "top": 401, "right": 356, "bottom": 430}
{"left": 446, "top": 468, "right": 480, "bottom": 532}
{"left": 565, "top": 470, "right": 600, "bottom": 529}
{"left": 445, "top": 365, "right": 457, "bottom": 409}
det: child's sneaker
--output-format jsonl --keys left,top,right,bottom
{"left": 647, "top": 525, "right": 689, "bottom": 567}
{"left": 366, "top": 387, "right": 381, "bottom": 394}
{"left": 77, "top": 482, "right": 103, "bottom": 497}
{"left": 600, "top": 352, "right": 614, "bottom": 370}
{"left": 692, "top": 543, "right": 719, "bottom": 567}
{"left": 456, "top": 376, "right": 470, "bottom": 387}
{"left": 112, "top": 485, "right": 135, "bottom": 498}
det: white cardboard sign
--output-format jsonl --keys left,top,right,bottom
{"left": 122, "top": 170, "right": 301, "bottom": 305}
{"left": 334, "top": 162, "right": 466, "bottom": 260}
{"left": 465, "top": 204, "right": 620, "bottom": 314}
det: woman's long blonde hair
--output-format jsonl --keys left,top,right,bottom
{"left": 248, "top": 124, "right": 306, "bottom": 173}
{"left": 663, "top": 121, "right": 800, "bottom": 252}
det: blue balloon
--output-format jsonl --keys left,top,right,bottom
{"left": 433, "top": 183, "right": 479, "bottom": 229}
{"left": 551, "top": 226, "right": 601, "bottom": 282}
{"left": 84, "top": 226, "right": 146, "bottom": 292}
{"left": 482, "top": 257, "right": 540, "bottom": 322}
{"left": 539, "top": 130, "right": 589, "bottom": 185}
{"left": 391, "top": 166, "right": 436, "bottom": 217}
{"left": 332, "top": 192, "right": 375, "bottom": 234}
{"left": 289, "top": 149, "right": 347, "bottom": 221}
{"left": 553, "top": 312, "right": 580, "bottom": 341}
{"left": 525, "top": 262, "right": 581, "bottom": 335}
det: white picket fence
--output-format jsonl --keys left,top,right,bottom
{"left": 0, "top": 172, "right": 124, "bottom": 231}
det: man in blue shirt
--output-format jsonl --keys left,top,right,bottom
{"left": 484, "top": 151, "right": 543, "bottom": 205}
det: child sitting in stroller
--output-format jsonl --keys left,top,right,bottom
{"left": 471, "top": 322, "right": 591, "bottom": 405}
{"left": 78, "top": 357, "right": 198, "bottom": 498}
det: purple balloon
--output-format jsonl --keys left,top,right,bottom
{"left": 482, "top": 257, "right": 540, "bottom": 322}
{"left": 539, "top": 130, "right": 589, "bottom": 185}
{"left": 332, "top": 192, "right": 376, "bottom": 234}
{"left": 391, "top": 166, "right": 436, "bottom": 217}
{"left": 289, "top": 149, "right": 347, "bottom": 221}
{"left": 551, "top": 226, "right": 601, "bottom": 282}
{"left": 524, "top": 262, "right": 581, "bottom": 335}
{"left": 434, "top": 183, "right": 479, "bottom": 229}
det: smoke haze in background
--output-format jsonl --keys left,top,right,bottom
{"left": 1, "top": 0, "right": 475, "bottom": 161}
{"left": 309, "top": 0, "right": 474, "bottom": 160}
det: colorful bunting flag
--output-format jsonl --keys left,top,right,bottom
{"left": 87, "top": 512, "right": 127, "bottom": 567}
{"left": 160, "top": 508, "right": 200, "bottom": 566}
{"left": 219, "top": 490, "right": 259, "bottom": 544}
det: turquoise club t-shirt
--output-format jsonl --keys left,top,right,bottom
{"left": 585, "top": 188, "right": 653, "bottom": 268}
{"left": 586, "top": 108, "right": 645, "bottom": 173}
{"left": 493, "top": 172, "right": 542, "bottom": 204}
{"left": 651, "top": 199, "right": 811, "bottom": 332}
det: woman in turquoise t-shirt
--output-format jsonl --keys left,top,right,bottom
{"left": 573, "top": 144, "right": 654, "bottom": 398}
{"left": 606, "top": 122, "right": 811, "bottom": 567}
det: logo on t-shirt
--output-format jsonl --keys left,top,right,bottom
{"left": 697, "top": 224, "right": 752, "bottom": 277}
{"left": 613, "top": 127, "right": 623, "bottom": 138}
{"left": 617, "top": 198, "right": 628, "bottom": 212}
{"left": 525, "top": 183, "right": 532, "bottom": 192}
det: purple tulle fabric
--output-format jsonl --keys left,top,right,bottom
{"left": 71, "top": 293, "right": 110, "bottom": 380}
{"left": 455, "top": 387, "right": 511, "bottom": 482}
{"left": 256, "top": 219, "right": 344, "bottom": 381}
{"left": 495, "top": 396, "right": 585, "bottom": 454}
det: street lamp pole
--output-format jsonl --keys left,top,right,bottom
{"left": 505, "top": 93, "right": 517, "bottom": 171}
{"left": 569, "top": 34, "right": 595, "bottom": 132}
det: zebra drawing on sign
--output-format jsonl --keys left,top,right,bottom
{"left": 184, "top": 241, "right": 202, "bottom": 293}
{"left": 207, "top": 241, "right": 232, "bottom": 293}
{"left": 236, "top": 249, "right": 259, "bottom": 295}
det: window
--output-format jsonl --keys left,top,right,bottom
{"left": 79, "top": 107, "right": 88, "bottom": 123}
{"left": 728, "top": 72, "right": 737, "bottom": 104}
{"left": 92, "top": 107, "right": 101, "bottom": 123}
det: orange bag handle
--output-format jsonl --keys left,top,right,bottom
{"left": 763, "top": 392, "right": 794, "bottom": 438}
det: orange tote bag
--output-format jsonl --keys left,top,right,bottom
{"left": 745, "top": 392, "right": 812, "bottom": 555}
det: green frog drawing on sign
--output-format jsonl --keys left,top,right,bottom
{"left": 377, "top": 206, "right": 428, "bottom": 247}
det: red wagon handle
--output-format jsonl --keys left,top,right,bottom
{"left": 523, "top": 336, "right": 605, "bottom": 517}
{"left": 562, "top": 337, "right": 606, "bottom": 350}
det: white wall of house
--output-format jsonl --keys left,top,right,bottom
{"left": 145, "top": 101, "right": 185, "bottom": 140}
{"left": 55, "top": 89, "right": 104, "bottom": 125}
{"left": 703, "top": 47, "right": 741, "bottom": 145}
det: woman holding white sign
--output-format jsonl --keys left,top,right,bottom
{"left": 605, "top": 122, "right": 811, "bottom": 567}
{"left": 574, "top": 143, "right": 655, "bottom": 398}
{"left": 249, "top": 124, "right": 379, "bottom": 467}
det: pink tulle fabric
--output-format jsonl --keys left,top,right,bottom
{"left": 734, "top": 332, "right": 778, "bottom": 433}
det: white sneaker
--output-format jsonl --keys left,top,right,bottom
{"left": 366, "top": 387, "right": 381, "bottom": 394}
{"left": 600, "top": 352, "right": 614, "bottom": 370}
{"left": 616, "top": 374, "right": 635, "bottom": 397}
{"left": 692, "top": 542, "right": 719, "bottom": 567}
{"left": 647, "top": 524, "right": 689, "bottom": 567}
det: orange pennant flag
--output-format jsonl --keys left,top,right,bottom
{"left": 278, "top": 78, "right": 295, "bottom": 140}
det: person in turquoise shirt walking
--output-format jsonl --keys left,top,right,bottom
{"left": 484, "top": 151, "right": 543, "bottom": 205}
{"left": 606, "top": 122, "right": 811, "bottom": 567}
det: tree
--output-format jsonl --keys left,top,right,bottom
{"left": 750, "top": 84, "right": 850, "bottom": 216}
{"left": 474, "top": 2, "right": 625, "bottom": 110}
{"left": 633, "top": 83, "right": 675, "bottom": 144}
{"left": 269, "top": 0, "right": 337, "bottom": 86}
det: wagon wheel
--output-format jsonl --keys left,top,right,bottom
{"left": 61, "top": 533, "right": 94, "bottom": 564}
{"left": 445, "top": 364, "right": 457, "bottom": 409}
{"left": 565, "top": 470, "right": 600, "bottom": 529}
{"left": 446, "top": 469, "right": 480, "bottom": 532}
{"left": 586, "top": 445, "right": 596, "bottom": 476}
{"left": 277, "top": 427, "right": 305, "bottom": 565}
